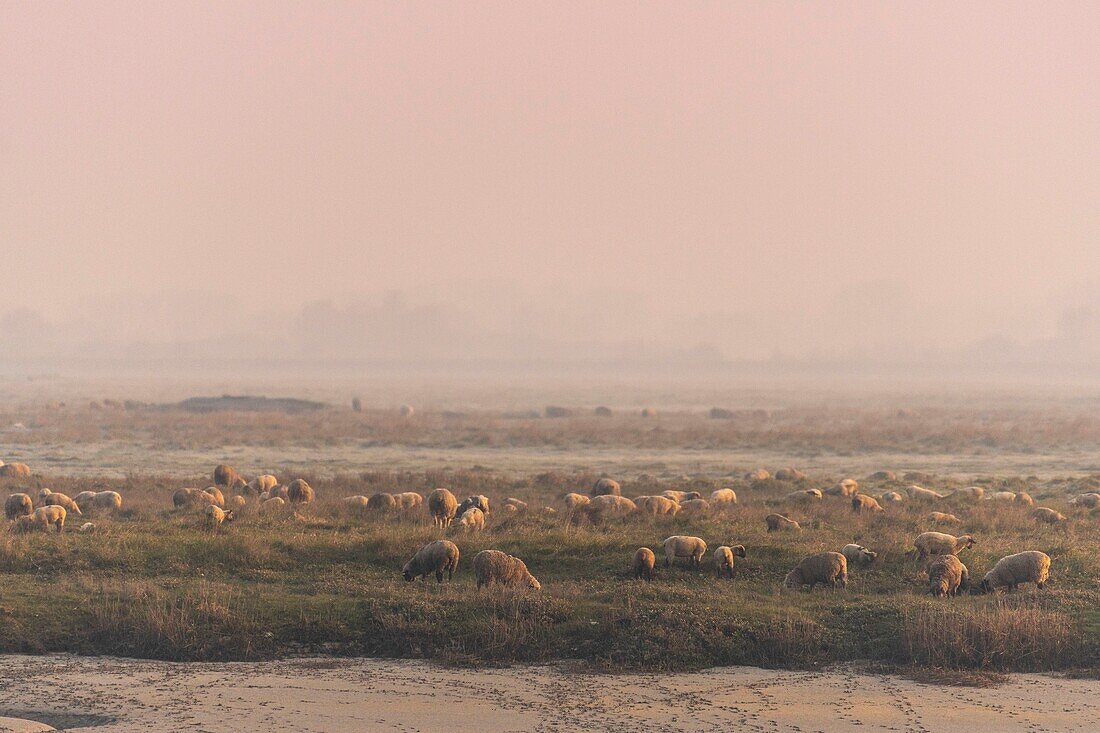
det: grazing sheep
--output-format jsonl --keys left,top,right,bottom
{"left": 4, "top": 493, "right": 33, "bottom": 520}
{"left": 635, "top": 496, "right": 680, "bottom": 516}
{"left": 78, "top": 522, "right": 95, "bottom": 533}
{"left": 246, "top": 475, "right": 278, "bottom": 496}
{"left": 173, "top": 488, "right": 217, "bottom": 509}
{"left": 1014, "top": 491, "right": 1035, "bottom": 507}
{"left": 911, "top": 532, "right": 976, "bottom": 561}
{"left": 841, "top": 544, "right": 877, "bottom": 566}
{"left": 867, "top": 471, "right": 896, "bottom": 481}
{"left": 661, "top": 490, "right": 702, "bottom": 503}
{"left": 502, "top": 497, "right": 528, "bottom": 513}
{"left": 633, "top": 547, "right": 656, "bottom": 580}
{"left": 782, "top": 488, "right": 822, "bottom": 503}
{"left": 709, "top": 488, "right": 738, "bottom": 506}
{"left": 228, "top": 495, "right": 247, "bottom": 510}
{"left": 562, "top": 493, "right": 591, "bottom": 512}
{"left": 92, "top": 491, "right": 122, "bottom": 512}
{"left": 455, "top": 507, "right": 486, "bottom": 533}
{"left": 927, "top": 511, "right": 960, "bottom": 524}
{"left": 590, "top": 478, "right": 622, "bottom": 497}
{"left": 202, "top": 486, "right": 226, "bottom": 508}
{"left": 784, "top": 552, "right": 847, "bottom": 590}
{"left": 825, "top": 479, "right": 859, "bottom": 497}
{"left": 661, "top": 535, "right": 707, "bottom": 568}
{"left": 928, "top": 555, "right": 969, "bottom": 597}
{"left": 403, "top": 540, "right": 460, "bottom": 583}
{"left": 428, "top": 488, "right": 459, "bottom": 528}
{"left": 457, "top": 495, "right": 490, "bottom": 516}
{"left": 0, "top": 463, "right": 31, "bottom": 478}
{"left": 261, "top": 497, "right": 287, "bottom": 512}
{"left": 765, "top": 513, "right": 802, "bottom": 532}
{"left": 395, "top": 492, "right": 424, "bottom": 510}
{"left": 1031, "top": 507, "right": 1068, "bottom": 525}
{"left": 213, "top": 464, "right": 240, "bottom": 488}
{"left": 851, "top": 494, "right": 884, "bottom": 514}
{"left": 268, "top": 485, "right": 290, "bottom": 501}
{"left": 367, "top": 493, "right": 398, "bottom": 512}
{"left": 678, "top": 498, "right": 710, "bottom": 516}
{"left": 775, "top": 467, "right": 806, "bottom": 481}
{"left": 204, "top": 505, "right": 235, "bottom": 529}
{"left": 907, "top": 485, "right": 945, "bottom": 501}
{"left": 343, "top": 495, "right": 370, "bottom": 513}
{"left": 1070, "top": 493, "right": 1100, "bottom": 509}
{"left": 585, "top": 495, "right": 636, "bottom": 521}
{"left": 879, "top": 491, "right": 904, "bottom": 504}
{"left": 40, "top": 491, "right": 82, "bottom": 516}
{"left": 74, "top": 491, "right": 98, "bottom": 512}
{"left": 287, "top": 479, "right": 315, "bottom": 505}
{"left": 36, "top": 505, "right": 67, "bottom": 532}
{"left": 473, "top": 550, "right": 541, "bottom": 590}
{"left": 745, "top": 469, "right": 771, "bottom": 481}
{"left": 980, "top": 551, "right": 1052, "bottom": 593}
{"left": 987, "top": 491, "right": 1018, "bottom": 502}
{"left": 951, "top": 486, "right": 985, "bottom": 502}
{"left": 713, "top": 544, "right": 746, "bottom": 578}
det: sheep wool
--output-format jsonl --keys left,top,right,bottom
{"left": 427, "top": 488, "right": 459, "bottom": 528}
{"left": 632, "top": 547, "right": 656, "bottom": 581}
{"left": 403, "top": 540, "right": 460, "bottom": 583}
{"left": 662, "top": 535, "right": 707, "bottom": 568}
{"left": 473, "top": 550, "right": 540, "bottom": 590}
{"left": 928, "top": 554, "right": 969, "bottom": 597}
{"left": 784, "top": 552, "right": 847, "bottom": 590}
{"left": 981, "top": 551, "right": 1051, "bottom": 593}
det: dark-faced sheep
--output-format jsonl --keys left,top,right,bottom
{"left": 403, "top": 540, "right": 460, "bottom": 583}
{"left": 428, "top": 488, "right": 459, "bottom": 528}
{"left": 784, "top": 552, "right": 847, "bottom": 590}
{"left": 633, "top": 547, "right": 655, "bottom": 580}
{"left": 473, "top": 549, "right": 540, "bottom": 590}
{"left": 457, "top": 495, "right": 490, "bottom": 517}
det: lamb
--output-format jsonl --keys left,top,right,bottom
{"left": 950, "top": 486, "right": 985, "bottom": 502}
{"left": 661, "top": 535, "right": 707, "bottom": 568}
{"left": 709, "top": 488, "right": 738, "bottom": 506}
{"left": 841, "top": 544, "right": 877, "bottom": 566}
{"left": 765, "top": 513, "right": 801, "bottom": 532}
{"left": 825, "top": 479, "right": 859, "bottom": 497}
{"left": 367, "top": 493, "right": 398, "bottom": 512}
{"left": 775, "top": 468, "right": 806, "bottom": 481}
{"left": 0, "top": 463, "right": 31, "bottom": 478}
{"left": 678, "top": 498, "right": 710, "bottom": 516}
{"left": 907, "top": 485, "right": 945, "bottom": 501}
{"left": 584, "top": 495, "right": 636, "bottom": 521}
{"left": 1070, "top": 493, "right": 1100, "bottom": 509}
{"left": 879, "top": 491, "right": 904, "bottom": 504}
{"left": 1030, "top": 507, "right": 1068, "bottom": 525}
{"left": 172, "top": 488, "right": 218, "bottom": 509}
{"left": 40, "top": 490, "right": 82, "bottom": 516}
{"left": 980, "top": 551, "right": 1051, "bottom": 593}
{"left": 783, "top": 489, "right": 822, "bottom": 503}
{"left": 784, "top": 552, "right": 847, "bottom": 590}
{"left": 745, "top": 469, "right": 771, "bottom": 481}
{"left": 4, "top": 493, "right": 32, "bottom": 520}
{"left": 395, "top": 492, "right": 424, "bottom": 510}
{"left": 286, "top": 479, "right": 315, "bottom": 505}
{"left": 213, "top": 464, "right": 240, "bottom": 488}
{"left": 713, "top": 544, "right": 746, "bottom": 578}
{"left": 635, "top": 496, "right": 680, "bottom": 516}
{"left": 402, "top": 540, "right": 460, "bottom": 583}
{"left": 204, "top": 505, "right": 235, "bottom": 528}
{"left": 661, "top": 490, "right": 702, "bottom": 503}
{"left": 457, "top": 495, "right": 490, "bottom": 516}
{"left": 427, "top": 488, "right": 459, "bottom": 528}
{"left": 632, "top": 547, "right": 656, "bottom": 581}
{"left": 851, "top": 494, "right": 884, "bottom": 514}
{"left": 92, "top": 491, "right": 122, "bottom": 512}
{"left": 473, "top": 549, "right": 541, "bottom": 590}
{"left": 928, "top": 554, "right": 969, "bottom": 597}
{"left": 927, "top": 511, "right": 960, "bottom": 524}
{"left": 911, "top": 532, "right": 976, "bottom": 561}
{"left": 455, "top": 507, "right": 486, "bottom": 533}
{"left": 590, "top": 478, "right": 622, "bottom": 497}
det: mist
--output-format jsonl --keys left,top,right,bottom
{"left": 1, "top": 2, "right": 1097, "bottom": 378}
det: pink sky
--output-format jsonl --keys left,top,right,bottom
{"left": 1, "top": 2, "right": 1097, "bottom": 357}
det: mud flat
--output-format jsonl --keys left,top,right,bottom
{"left": 0, "top": 655, "right": 1094, "bottom": 732}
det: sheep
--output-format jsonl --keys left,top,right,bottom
{"left": 92, "top": 491, "right": 122, "bottom": 513}
{"left": 204, "top": 505, "right": 235, "bottom": 529}
{"left": 246, "top": 475, "right": 278, "bottom": 496}
{"left": 980, "top": 551, "right": 1052, "bottom": 593}
{"left": 709, "top": 488, "right": 738, "bottom": 506}
{"left": 678, "top": 498, "right": 710, "bottom": 516}
{"left": 782, "top": 489, "right": 822, "bottom": 503}
{"left": 367, "top": 493, "right": 398, "bottom": 512}
{"left": 266, "top": 485, "right": 290, "bottom": 501}
{"left": 661, "top": 535, "right": 707, "bottom": 568}
{"left": 841, "top": 544, "right": 877, "bottom": 566}
{"left": 987, "top": 491, "right": 1018, "bottom": 502}
{"left": 634, "top": 496, "right": 679, "bottom": 516}
{"left": 457, "top": 495, "right": 490, "bottom": 516}
{"left": 562, "top": 493, "right": 590, "bottom": 512}
{"left": 633, "top": 547, "right": 656, "bottom": 581}
{"left": 4, "top": 493, "right": 33, "bottom": 520}
{"left": 1014, "top": 491, "right": 1035, "bottom": 507}
{"left": 502, "top": 497, "right": 528, "bottom": 513}
{"left": 927, "top": 511, "right": 960, "bottom": 524}
{"left": 427, "top": 488, "right": 459, "bottom": 528}
{"left": 825, "top": 479, "right": 859, "bottom": 497}
{"left": 661, "top": 490, "right": 702, "bottom": 503}
{"left": 395, "top": 492, "right": 424, "bottom": 510}
{"left": 172, "top": 488, "right": 217, "bottom": 509}
{"left": 879, "top": 491, "right": 904, "bottom": 504}
{"left": 455, "top": 507, "right": 486, "bottom": 533}
{"left": 867, "top": 470, "right": 896, "bottom": 481}
{"left": 78, "top": 522, "right": 95, "bottom": 533}
{"left": 584, "top": 495, "right": 636, "bottom": 521}
{"left": 928, "top": 555, "right": 969, "bottom": 597}
{"left": 261, "top": 497, "right": 287, "bottom": 512}
{"left": 403, "top": 540, "right": 460, "bottom": 583}
{"left": 745, "top": 469, "right": 771, "bottom": 481}
{"left": 286, "top": 479, "right": 315, "bottom": 505}
{"left": 473, "top": 549, "right": 540, "bottom": 590}
{"left": 590, "top": 478, "right": 622, "bottom": 497}
{"left": 911, "top": 532, "right": 976, "bottom": 561}
{"left": 907, "top": 485, "right": 945, "bottom": 501}
{"left": 34, "top": 505, "right": 66, "bottom": 533}
{"left": 713, "top": 544, "right": 746, "bottom": 578}
{"left": 213, "top": 464, "right": 240, "bottom": 488}
{"left": 950, "top": 486, "right": 985, "bottom": 502}
{"left": 344, "top": 495, "right": 370, "bottom": 512}
{"left": 0, "top": 463, "right": 31, "bottom": 478}
{"left": 40, "top": 491, "right": 82, "bottom": 516}
{"left": 851, "top": 494, "right": 884, "bottom": 514}
{"left": 1070, "top": 493, "right": 1100, "bottom": 509}
{"left": 784, "top": 552, "right": 847, "bottom": 590}
{"left": 765, "top": 513, "right": 801, "bottom": 532}
{"left": 73, "top": 491, "right": 99, "bottom": 512}
{"left": 202, "top": 486, "right": 226, "bottom": 508}
{"left": 775, "top": 468, "right": 806, "bottom": 481}
{"left": 1031, "top": 507, "right": 1068, "bottom": 525}
{"left": 228, "top": 495, "right": 247, "bottom": 510}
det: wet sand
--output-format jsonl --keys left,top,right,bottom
{"left": 0, "top": 655, "right": 1093, "bottom": 732}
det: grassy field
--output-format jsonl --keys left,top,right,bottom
{"left": 0, "top": 467, "right": 1096, "bottom": 677}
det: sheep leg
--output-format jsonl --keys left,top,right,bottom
{"left": 436, "top": 570, "right": 444, "bottom": 583}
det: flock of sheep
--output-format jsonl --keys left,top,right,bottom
{"left": 1, "top": 461, "right": 1083, "bottom": 596}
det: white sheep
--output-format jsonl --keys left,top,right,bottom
{"left": 455, "top": 506, "right": 486, "bottom": 533}
{"left": 662, "top": 535, "right": 707, "bottom": 568}
{"left": 911, "top": 532, "right": 976, "bottom": 561}
{"left": 713, "top": 544, "right": 746, "bottom": 578}
{"left": 841, "top": 544, "right": 877, "bottom": 566}
{"left": 980, "top": 551, "right": 1051, "bottom": 593}
{"left": 402, "top": 540, "right": 460, "bottom": 583}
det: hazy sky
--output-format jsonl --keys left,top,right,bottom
{"left": 1, "top": 2, "right": 1097, "bottom": 360}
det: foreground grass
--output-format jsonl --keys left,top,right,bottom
{"left": 0, "top": 470, "right": 1096, "bottom": 674}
